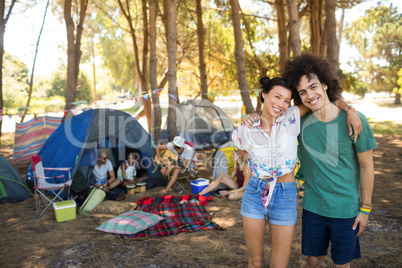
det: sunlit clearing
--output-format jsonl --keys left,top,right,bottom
{"left": 213, "top": 217, "right": 236, "bottom": 227}
{"left": 207, "top": 206, "right": 221, "bottom": 212}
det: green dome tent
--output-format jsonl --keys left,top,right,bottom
{"left": 0, "top": 154, "right": 32, "bottom": 203}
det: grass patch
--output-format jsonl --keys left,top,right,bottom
{"left": 367, "top": 118, "right": 402, "bottom": 136}
{"left": 119, "top": 107, "right": 140, "bottom": 115}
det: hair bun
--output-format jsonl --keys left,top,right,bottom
{"left": 260, "top": 77, "right": 271, "bottom": 86}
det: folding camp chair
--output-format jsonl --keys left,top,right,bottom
{"left": 31, "top": 156, "right": 72, "bottom": 218}
{"left": 169, "top": 141, "right": 198, "bottom": 193}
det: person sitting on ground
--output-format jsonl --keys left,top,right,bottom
{"left": 117, "top": 152, "right": 139, "bottom": 187}
{"left": 155, "top": 136, "right": 196, "bottom": 195}
{"left": 92, "top": 148, "right": 121, "bottom": 192}
{"left": 198, "top": 148, "right": 251, "bottom": 200}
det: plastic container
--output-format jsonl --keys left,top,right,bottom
{"left": 191, "top": 178, "right": 210, "bottom": 196}
{"left": 53, "top": 199, "right": 76, "bottom": 222}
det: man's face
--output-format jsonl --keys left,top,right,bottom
{"left": 174, "top": 146, "right": 184, "bottom": 155}
{"left": 296, "top": 74, "right": 328, "bottom": 111}
{"left": 99, "top": 153, "right": 108, "bottom": 164}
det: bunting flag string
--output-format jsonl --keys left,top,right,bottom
{"left": 168, "top": 93, "right": 177, "bottom": 100}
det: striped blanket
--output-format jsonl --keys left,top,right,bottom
{"left": 122, "top": 195, "right": 223, "bottom": 238}
{"left": 13, "top": 116, "right": 62, "bottom": 163}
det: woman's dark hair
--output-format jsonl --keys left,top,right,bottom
{"left": 282, "top": 53, "right": 342, "bottom": 105}
{"left": 259, "top": 77, "right": 292, "bottom": 103}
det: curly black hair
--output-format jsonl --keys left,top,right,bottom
{"left": 281, "top": 54, "right": 342, "bottom": 106}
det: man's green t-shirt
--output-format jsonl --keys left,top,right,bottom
{"left": 298, "top": 110, "right": 377, "bottom": 218}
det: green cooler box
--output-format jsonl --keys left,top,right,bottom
{"left": 53, "top": 200, "right": 77, "bottom": 222}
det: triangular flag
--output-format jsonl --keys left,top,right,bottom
{"left": 168, "top": 93, "right": 177, "bottom": 100}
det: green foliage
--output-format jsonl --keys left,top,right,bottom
{"left": 47, "top": 67, "right": 93, "bottom": 102}
{"left": 394, "top": 68, "right": 402, "bottom": 95}
{"left": 344, "top": 5, "right": 402, "bottom": 93}
{"left": 341, "top": 71, "right": 367, "bottom": 96}
{"left": 3, "top": 51, "right": 29, "bottom": 111}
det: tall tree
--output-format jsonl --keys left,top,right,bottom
{"left": 308, "top": 0, "right": 322, "bottom": 55}
{"left": 64, "top": 0, "right": 89, "bottom": 111}
{"left": 325, "top": 0, "right": 339, "bottom": 72}
{"left": 149, "top": 0, "right": 162, "bottom": 143}
{"left": 230, "top": 0, "right": 254, "bottom": 114}
{"left": 345, "top": 5, "right": 402, "bottom": 104}
{"left": 196, "top": 0, "right": 208, "bottom": 100}
{"left": 287, "top": 0, "right": 301, "bottom": 57}
{"left": 275, "top": 0, "right": 288, "bottom": 73}
{"left": 21, "top": 0, "right": 51, "bottom": 122}
{"left": 117, "top": 0, "right": 152, "bottom": 133}
{"left": 167, "top": 0, "right": 178, "bottom": 140}
{"left": 0, "top": 0, "right": 16, "bottom": 143}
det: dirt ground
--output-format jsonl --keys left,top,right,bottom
{"left": 0, "top": 131, "right": 401, "bottom": 268}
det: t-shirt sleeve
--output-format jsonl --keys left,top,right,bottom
{"left": 106, "top": 160, "right": 114, "bottom": 172}
{"left": 354, "top": 112, "right": 377, "bottom": 153}
{"left": 284, "top": 106, "right": 300, "bottom": 136}
{"left": 183, "top": 146, "right": 195, "bottom": 160}
{"left": 232, "top": 125, "right": 248, "bottom": 150}
{"left": 166, "top": 142, "right": 173, "bottom": 150}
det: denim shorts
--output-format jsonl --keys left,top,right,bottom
{"left": 240, "top": 176, "right": 297, "bottom": 225}
{"left": 302, "top": 209, "right": 361, "bottom": 265}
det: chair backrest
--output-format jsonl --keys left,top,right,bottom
{"left": 31, "top": 156, "right": 45, "bottom": 178}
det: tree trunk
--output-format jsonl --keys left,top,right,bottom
{"left": 287, "top": 0, "right": 301, "bottom": 57}
{"left": 64, "top": 0, "right": 88, "bottom": 111}
{"left": 167, "top": 0, "right": 178, "bottom": 140}
{"left": 0, "top": 0, "right": 16, "bottom": 143}
{"left": 149, "top": 0, "right": 162, "bottom": 143}
{"left": 196, "top": 0, "right": 208, "bottom": 100}
{"left": 309, "top": 0, "right": 321, "bottom": 55}
{"left": 395, "top": 92, "right": 401, "bottom": 105}
{"left": 325, "top": 0, "right": 339, "bottom": 73}
{"left": 117, "top": 0, "right": 152, "bottom": 133}
{"left": 275, "top": 0, "right": 288, "bottom": 74}
{"left": 21, "top": 0, "right": 50, "bottom": 123}
{"left": 230, "top": 0, "right": 254, "bottom": 114}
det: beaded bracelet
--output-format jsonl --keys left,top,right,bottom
{"left": 360, "top": 202, "right": 372, "bottom": 208}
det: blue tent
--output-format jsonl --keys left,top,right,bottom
{"left": 26, "top": 109, "right": 165, "bottom": 189}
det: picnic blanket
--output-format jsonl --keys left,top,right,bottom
{"left": 122, "top": 194, "right": 223, "bottom": 238}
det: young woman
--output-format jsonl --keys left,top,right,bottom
{"left": 117, "top": 152, "right": 138, "bottom": 187}
{"left": 198, "top": 148, "right": 250, "bottom": 200}
{"left": 233, "top": 76, "right": 362, "bottom": 267}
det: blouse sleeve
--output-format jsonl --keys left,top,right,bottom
{"left": 232, "top": 125, "right": 248, "bottom": 150}
{"left": 284, "top": 106, "right": 300, "bottom": 136}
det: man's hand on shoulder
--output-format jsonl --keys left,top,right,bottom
{"left": 242, "top": 113, "right": 259, "bottom": 128}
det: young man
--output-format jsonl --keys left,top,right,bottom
{"left": 155, "top": 136, "right": 196, "bottom": 195}
{"left": 92, "top": 148, "right": 121, "bottom": 192}
{"left": 283, "top": 54, "right": 377, "bottom": 267}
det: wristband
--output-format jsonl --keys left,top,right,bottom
{"left": 345, "top": 105, "right": 355, "bottom": 112}
{"left": 360, "top": 207, "right": 371, "bottom": 215}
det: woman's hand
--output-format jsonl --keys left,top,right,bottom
{"left": 347, "top": 109, "right": 362, "bottom": 142}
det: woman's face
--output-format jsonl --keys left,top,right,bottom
{"left": 232, "top": 151, "right": 239, "bottom": 162}
{"left": 127, "top": 154, "right": 136, "bottom": 164}
{"left": 261, "top": 85, "right": 292, "bottom": 117}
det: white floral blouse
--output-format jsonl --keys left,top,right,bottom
{"left": 232, "top": 106, "right": 300, "bottom": 180}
